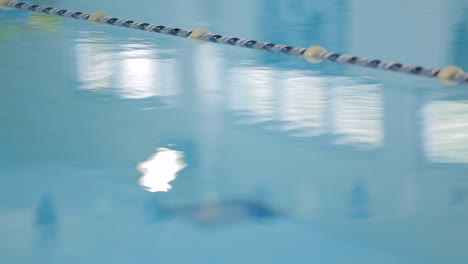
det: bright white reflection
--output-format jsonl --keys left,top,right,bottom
{"left": 226, "top": 65, "right": 384, "bottom": 148}
{"left": 423, "top": 100, "right": 468, "bottom": 163}
{"left": 229, "top": 67, "right": 328, "bottom": 132}
{"left": 280, "top": 72, "right": 327, "bottom": 136}
{"left": 76, "top": 39, "right": 113, "bottom": 90}
{"left": 76, "top": 40, "right": 179, "bottom": 102}
{"left": 138, "top": 148, "right": 187, "bottom": 192}
{"left": 330, "top": 79, "right": 384, "bottom": 149}
{"left": 118, "top": 45, "right": 158, "bottom": 99}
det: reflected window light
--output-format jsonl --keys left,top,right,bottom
{"left": 330, "top": 79, "right": 384, "bottom": 148}
{"left": 138, "top": 148, "right": 187, "bottom": 192}
{"left": 76, "top": 40, "right": 113, "bottom": 91}
{"left": 118, "top": 45, "right": 158, "bottom": 99}
{"left": 194, "top": 45, "right": 223, "bottom": 105}
{"left": 423, "top": 100, "right": 468, "bottom": 163}
{"left": 228, "top": 66, "right": 277, "bottom": 122}
{"left": 280, "top": 72, "right": 327, "bottom": 136}
{"left": 227, "top": 67, "right": 249, "bottom": 112}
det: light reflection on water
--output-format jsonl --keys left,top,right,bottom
{"left": 138, "top": 147, "right": 187, "bottom": 192}
{"left": 194, "top": 45, "right": 223, "bottom": 105}
{"left": 330, "top": 78, "right": 384, "bottom": 149}
{"left": 228, "top": 66, "right": 277, "bottom": 122}
{"left": 423, "top": 100, "right": 468, "bottom": 163}
{"left": 73, "top": 33, "right": 468, "bottom": 163}
{"left": 76, "top": 38, "right": 113, "bottom": 91}
{"left": 118, "top": 46, "right": 159, "bottom": 99}
{"left": 228, "top": 64, "right": 383, "bottom": 148}
{"left": 68, "top": 21, "right": 463, "bottom": 162}
{"left": 280, "top": 72, "right": 327, "bottom": 136}
{"left": 75, "top": 36, "right": 180, "bottom": 104}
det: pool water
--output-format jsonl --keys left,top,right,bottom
{"left": 1, "top": 0, "right": 468, "bottom": 263}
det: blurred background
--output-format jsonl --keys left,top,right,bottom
{"left": 1, "top": 0, "right": 468, "bottom": 263}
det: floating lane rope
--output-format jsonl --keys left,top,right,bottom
{"left": 2, "top": 0, "right": 468, "bottom": 85}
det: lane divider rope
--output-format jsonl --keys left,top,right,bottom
{"left": 1, "top": 0, "right": 467, "bottom": 85}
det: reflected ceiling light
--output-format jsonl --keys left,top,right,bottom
{"left": 138, "top": 147, "right": 187, "bottom": 192}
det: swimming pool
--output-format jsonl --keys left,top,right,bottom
{"left": 1, "top": 0, "right": 468, "bottom": 263}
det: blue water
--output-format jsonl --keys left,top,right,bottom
{"left": 1, "top": 0, "right": 468, "bottom": 263}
